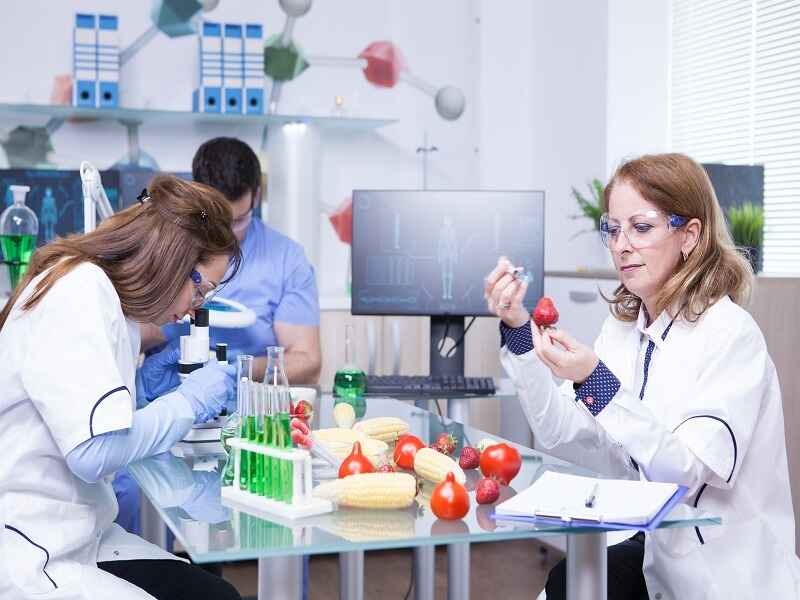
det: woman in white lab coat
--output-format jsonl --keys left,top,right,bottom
{"left": 486, "top": 153, "right": 800, "bottom": 600}
{"left": 0, "top": 176, "right": 243, "bottom": 600}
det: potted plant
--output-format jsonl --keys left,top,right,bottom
{"left": 726, "top": 202, "right": 764, "bottom": 273}
{"left": 570, "top": 178, "right": 605, "bottom": 236}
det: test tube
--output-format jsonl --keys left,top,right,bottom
{"left": 263, "top": 383, "right": 275, "bottom": 499}
{"left": 278, "top": 387, "right": 293, "bottom": 503}
{"left": 268, "top": 386, "right": 281, "bottom": 500}
{"left": 254, "top": 383, "right": 267, "bottom": 497}
{"left": 237, "top": 355, "right": 254, "bottom": 491}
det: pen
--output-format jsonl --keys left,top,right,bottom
{"left": 584, "top": 482, "right": 599, "bottom": 508}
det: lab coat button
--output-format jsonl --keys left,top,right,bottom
{"left": 655, "top": 593, "right": 662, "bottom": 599}
{"left": 114, "top": 550, "right": 119, "bottom": 556}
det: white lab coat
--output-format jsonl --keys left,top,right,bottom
{"left": 502, "top": 296, "right": 800, "bottom": 599}
{"left": 0, "top": 263, "right": 180, "bottom": 600}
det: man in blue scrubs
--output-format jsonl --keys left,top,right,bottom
{"left": 141, "top": 137, "right": 321, "bottom": 383}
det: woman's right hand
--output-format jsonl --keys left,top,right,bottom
{"left": 484, "top": 256, "right": 530, "bottom": 328}
{"left": 178, "top": 361, "right": 236, "bottom": 424}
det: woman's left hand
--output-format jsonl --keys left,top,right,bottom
{"left": 531, "top": 325, "right": 600, "bottom": 384}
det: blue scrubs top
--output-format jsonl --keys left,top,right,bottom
{"left": 161, "top": 218, "right": 320, "bottom": 360}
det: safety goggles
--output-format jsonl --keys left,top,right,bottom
{"left": 189, "top": 269, "right": 219, "bottom": 309}
{"left": 600, "top": 210, "right": 688, "bottom": 250}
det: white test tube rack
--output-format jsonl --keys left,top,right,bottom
{"left": 221, "top": 437, "right": 334, "bottom": 520}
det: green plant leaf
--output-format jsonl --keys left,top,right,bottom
{"left": 570, "top": 179, "right": 605, "bottom": 233}
{"left": 726, "top": 202, "right": 764, "bottom": 248}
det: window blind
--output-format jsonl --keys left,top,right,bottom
{"left": 671, "top": 0, "right": 800, "bottom": 274}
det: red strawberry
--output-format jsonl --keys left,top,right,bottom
{"left": 292, "top": 399, "right": 314, "bottom": 422}
{"left": 475, "top": 477, "right": 500, "bottom": 504}
{"left": 532, "top": 297, "right": 559, "bottom": 328}
{"left": 458, "top": 446, "right": 480, "bottom": 470}
{"left": 377, "top": 464, "right": 395, "bottom": 473}
{"left": 432, "top": 433, "right": 457, "bottom": 455}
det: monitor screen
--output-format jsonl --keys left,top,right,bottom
{"left": 351, "top": 190, "right": 545, "bottom": 317}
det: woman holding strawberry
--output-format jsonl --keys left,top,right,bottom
{"left": 485, "top": 153, "right": 800, "bottom": 600}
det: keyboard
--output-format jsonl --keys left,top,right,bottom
{"left": 364, "top": 374, "right": 496, "bottom": 397}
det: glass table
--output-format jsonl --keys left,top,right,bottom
{"left": 129, "top": 394, "right": 720, "bottom": 600}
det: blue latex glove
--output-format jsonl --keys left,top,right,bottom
{"left": 136, "top": 346, "right": 181, "bottom": 407}
{"left": 178, "top": 361, "right": 237, "bottom": 424}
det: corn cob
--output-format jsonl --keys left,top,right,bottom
{"left": 313, "top": 428, "right": 388, "bottom": 466}
{"left": 312, "top": 472, "right": 417, "bottom": 509}
{"left": 413, "top": 447, "right": 466, "bottom": 485}
{"left": 352, "top": 417, "right": 410, "bottom": 443}
{"left": 321, "top": 507, "right": 416, "bottom": 541}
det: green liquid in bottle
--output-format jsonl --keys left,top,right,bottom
{"left": 277, "top": 412, "right": 293, "bottom": 502}
{"left": 334, "top": 368, "right": 367, "bottom": 399}
{"left": 245, "top": 415, "right": 258, "bottom": 494}
{"left": 0, "top": 233, "right": 36, "bottom": 289}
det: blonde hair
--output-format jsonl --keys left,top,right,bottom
{"left": 0, "top": 175, "right": 241, "bottom": 330}
{"left": 603, "top": 153, "right": 753, "bottom": 323}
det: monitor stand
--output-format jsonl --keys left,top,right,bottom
{"left": 422, "top": 316, "right": 469, "bottom": 425}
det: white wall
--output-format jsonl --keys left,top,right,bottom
{"left": 0, "top": 0, "right": 480, "bottom": 301}
{"left": 605, "top": 0, "right": 670, "bottom": 178}
{"left": 478, "top": 0, "right": 610, "bottom": 272}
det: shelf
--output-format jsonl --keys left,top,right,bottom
{"left": 0, "top": 102, "right": 398, "bottom": 132}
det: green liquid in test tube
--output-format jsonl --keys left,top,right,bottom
{"left": 254, "top": 384, "right": 266, "bottom": 496}
{"left": 263, "top": 393, "right": 274, "bottom": 499}
{"left": 236, "top": 355, "right": 254, "bottom": 491}
{"left": 266, "top": 346, "right": 293, "bottom": 503}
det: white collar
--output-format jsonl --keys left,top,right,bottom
{"left": 636, "top": 305, "right": 678, "bottom": 349}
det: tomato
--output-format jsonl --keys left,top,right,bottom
{"left": 338, "top": 441, "right": 375, "bottom": 478}
{"left": 479, "top": 443, "right": 521, "bottom": 485}
{"left": 430, "top": 472, "right": 470, "bottom": 520}
{"left": 393, "top": 434, "right": 426, "bottom": 470}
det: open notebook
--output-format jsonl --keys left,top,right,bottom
{"left": 493, "top": 471, "right": 687, "bottom": 530}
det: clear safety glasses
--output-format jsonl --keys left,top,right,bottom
{"left": 600, "top": 210, "right": 688, "bottom": 250}
{"left": 189, "top": 269, "right": 219, "bottom": 309}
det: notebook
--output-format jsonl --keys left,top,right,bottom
{"left": 493, "top": 471, "right": 687, "bottom": 530}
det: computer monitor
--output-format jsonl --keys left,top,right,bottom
{"left": 351, "top": 189, "right": 545, "bottom": 377}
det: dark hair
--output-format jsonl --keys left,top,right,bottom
{"left": 603, "top": 153, "right": 752, "bottom": 323}
{"left": 192, "top": 137, "right": 261, "bottom": 202}
{"left": 0, "top": 175, "right": 242, "bottom": 330}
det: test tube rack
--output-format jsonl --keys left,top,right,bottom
{"left": 221, "top": 437, "right": 334, "bottom": 520}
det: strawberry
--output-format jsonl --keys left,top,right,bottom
{"left": 291, "top": 399, "right": 314, "bottom": 423}
{"left": 458, "top": 446, "right": 480, "bottom": 470}
{"left": 432, "top": 433, "right": 457, "bottom": 455}
{"left": 532, "top": 297, "right": 559, "bottom": 328}
{"left": 377, "top": 463, "right": 395, "bottom": 473}
{"left": 475, "top": 477, "right": 500, "bottom": 504}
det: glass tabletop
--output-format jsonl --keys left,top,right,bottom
{"left": 128, "top": 395, "right": 720, "bottom": 564}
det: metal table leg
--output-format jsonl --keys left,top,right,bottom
{"left": 446, "top": 397, "right": 470, "bottom": 600}
{"left": 566, "top": 532, "right": 607, "bottom": 600}
{"left": 446, "top": 397, "right": 469, "bottom": 426}
{"left": 414, "top": 545, "right": 435, "bottom": 600}
{"left": 339, "top": 550, "right": 364, "bottom": 600}
{"left": 258, "top": 556, "right": 302, "bottom": 600}
{"left": 447, "top": 541, "right": 469, "bottom": 600}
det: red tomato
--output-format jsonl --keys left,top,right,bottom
{"left": 430, "top": 472, "right": 470, "bottom": 520}
{"left": 393, "top": 434, "right": 426, "bottom": 470}
{"left": 479, "top": 443, "right": 521, "bottom": 485}
{"left": 338, "top": 441, "right": 375, "bottom": 478}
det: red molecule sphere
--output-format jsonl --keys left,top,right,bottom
{"left": 359, "top": 41, "right": 407, "bottom": 88}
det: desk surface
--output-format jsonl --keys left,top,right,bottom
{"left": 129, "top": 395, "right": 719, "bottom": 564}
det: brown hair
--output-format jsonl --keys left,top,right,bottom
{"left": 0, "top": 175, "right": 241, "bottom": 330}
{"left": 603, "top": 153, "right": 753, "bottom": 323}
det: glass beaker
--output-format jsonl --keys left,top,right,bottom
{"left": 0, "top": 185, "right": 38, "bottom": 290}
{"left": 334, "top": 324, "right": 366, "bottom": 399}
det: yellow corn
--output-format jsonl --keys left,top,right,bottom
{"left": 413, "top": 447, "right": 466, "bottom": 485}
{"left": 312, "top": 472, "right": 417, "bottom": 509}
{"left": 352, "top": 417, "right": 410, "bottom": 443}
{"left": 313, "top": 428, "right": 388, "bottom": 466}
